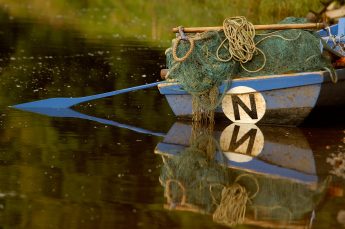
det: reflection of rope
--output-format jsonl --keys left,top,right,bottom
{"left": 235, "top": 174, "right": 259, "bottom": 199}
{"left": 164, "top": 179, "right": 207, "bottom": 214}
{"left": 213, "top": 183, "right": 248, "bottom": 226}
{"left": 211, "top": 174, "right": 259, "bottom": 227}
{"left": 165, "top": 179, "right": 187, "bottom": 206}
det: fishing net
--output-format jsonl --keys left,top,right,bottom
{"left": 165, "top": 17, "right": 332, "bottom": 122}
{"left": 160, "top": 123, "right": 229, "bottom": 214}
{"left": 160, "top": 136, "right": 330, "bottom": 226}
{"left": 165, "top": 30, "right": 239, "bottom": 122}
{"left": 239, "top": 17, "right": 332, "bottom": 77}
{"left": 159, "top": 121, "right": 330, "bottom": 227}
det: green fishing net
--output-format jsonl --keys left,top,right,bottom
{"left": 165, "top": 17, "right": 332, "bottom": 121}
{"left": 166, "top": 30, "right": 239, "bottom": 121}
{"left": 239, "top": 17, "right": 332, "bottom": 76}
{"left": 166, "top": 30, "right": 238, "bottom": 93}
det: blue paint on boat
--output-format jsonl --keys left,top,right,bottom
{"left": 337, "top": 18, "right": 345, "bottom": 37}
{"left": 318, "top": 23, "right": 338, "bottom": 37}
{"left": 155, "top": 122, "right": 318, "bottom": 183}
{"left": 156, "top": 142, "right": 317, "bottom": 183}
{"left": 215, "top": 152, "right": 317, "bottom": 183}
{"left": 261, "top": 85, "right": 321, "bottom": 109}
{"left": 158, "top": 72, "right": 324, "bottom": 95}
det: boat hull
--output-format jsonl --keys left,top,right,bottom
{"left": 159, "top": 69, "right": 345, "bottom": 125}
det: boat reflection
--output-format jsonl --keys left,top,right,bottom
{"left": 155, "top": 122, "right": 331, "bottom": 228}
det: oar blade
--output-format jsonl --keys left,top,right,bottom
{"left": 12, "top": 97, "right": 82, "bottom": 109}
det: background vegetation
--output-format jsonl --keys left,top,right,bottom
{"left": 0, "top": 0, "right": 323, "bottom": 42}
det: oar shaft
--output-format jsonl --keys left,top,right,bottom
{"left": 80, "top": 81, "right": 162, "bottom": 102}
{"left": 172, "top": 23, "right": 325, "bottom": 33}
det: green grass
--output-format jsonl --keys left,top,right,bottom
{"left": 0, "top": 0, "right": 322, "bottom": 42}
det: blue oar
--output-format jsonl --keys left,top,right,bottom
{"left": 12, "top": 81, "right": 163, "bottom": 109}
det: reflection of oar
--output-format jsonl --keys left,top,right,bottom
{"left": 12, "top": 81, "right": 162, "bottom": 109}
{"left": 13, "top": 106, "right": 166, "bottom": 137}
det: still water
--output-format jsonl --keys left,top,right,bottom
{"left": 0, "top": 3, "right": 345, "bottom": 229}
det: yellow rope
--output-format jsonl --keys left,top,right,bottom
{"left": 212, "top": 183, "right": 248, "bottom": 226}
{"left": 165, "top": 179, "right": 187, "bottom": 206}
{"left": 219, "top": 16, "right": 256, "bottom": 63}
{"left": 217, "top": 16, "right": 302, "bottom": 73}
{"left": 172, "top": 37, "right": 195, "bottom": 62}
{"left": 211, "top": 173, "right": 259, "bottom": 227}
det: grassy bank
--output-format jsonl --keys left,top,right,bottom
{"left": 0, "top": 0, "right": 322, "bottom": 42}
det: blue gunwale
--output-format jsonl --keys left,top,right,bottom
{"left": 158, "top": 71, "right": 325, "bottom": 95}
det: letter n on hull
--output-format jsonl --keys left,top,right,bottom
{"left": 222, "top": 86, "right": 266, "bottom": 124}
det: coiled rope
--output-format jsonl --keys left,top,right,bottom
{"left": 211, "top": 174, "right": 259, "bottom": 226}
{"left": 217, "top": 16, "right": 256, "bottom": 63}
{"left": 216, "top": 16, "right": 301, "bottom": 73}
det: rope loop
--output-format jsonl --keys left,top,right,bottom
{"left": 172, "top": 36, "right": 195, "bottom": 62}
{"left": 235, "top": 173, "right": 259, "bottom": 199}
{"left": 165, "top": 179, "right": 187, "bottom": 207}
{"left": 324, "top": 67, "right": 338, "bottom": 83}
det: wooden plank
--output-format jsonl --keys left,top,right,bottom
{"left": 172, "top": 23, "right": 325, "bottom": 33}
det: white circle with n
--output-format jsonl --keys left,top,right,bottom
{"left": 220, "top": 123, "right": 264, "bottom": 162}
{"left": 222, "top": 86, "right": 266, "bottom": 124}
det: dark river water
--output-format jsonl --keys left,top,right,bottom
{"left": 0, "top": 7, "right": 345, "bottom": 229}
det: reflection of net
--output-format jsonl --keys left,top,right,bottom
{"left": 160, "top": 122, "right": 254, "bottom": 226}
{"left": 327, "top": 152, "right": 345, "bottom": 179}
{"left": 212, "top": 183, "right": 248, "bottom": 226}
{"left": 160, "top": 123, "right": 330, "bottom": 226}
{"left": 165, "top": 17, "right": 331, "bottom": 122}
{"left": 161, "top": 122, "right": 228, "bottom": 213}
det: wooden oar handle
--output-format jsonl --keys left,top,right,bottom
{"left": 172, "top": 23, "right": 326, "bottom": 33}
{"left": 161, "top": 69, "right": 168, "bottom": 79}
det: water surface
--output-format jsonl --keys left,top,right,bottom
{"left": 0, "top": 3, "right": 345, "bottom": 229}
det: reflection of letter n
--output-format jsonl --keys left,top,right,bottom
{"left": 229, "top": 125, "right": 257, "bottom": 155}
{"left": 231, "top": 94, "right": 258, "bottom": 120}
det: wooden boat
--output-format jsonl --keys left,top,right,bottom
{"left": 155, "top": 122, "right": 330, "bottom": 228}
{"left": 158, "top": 19, "right": 345, "bottom": 126}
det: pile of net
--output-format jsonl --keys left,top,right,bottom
{"left": 165, "top": 17, "right": 332, "bottom": 122}
{"left": 159, "top": 125, "right": 331, "bottom": 226}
